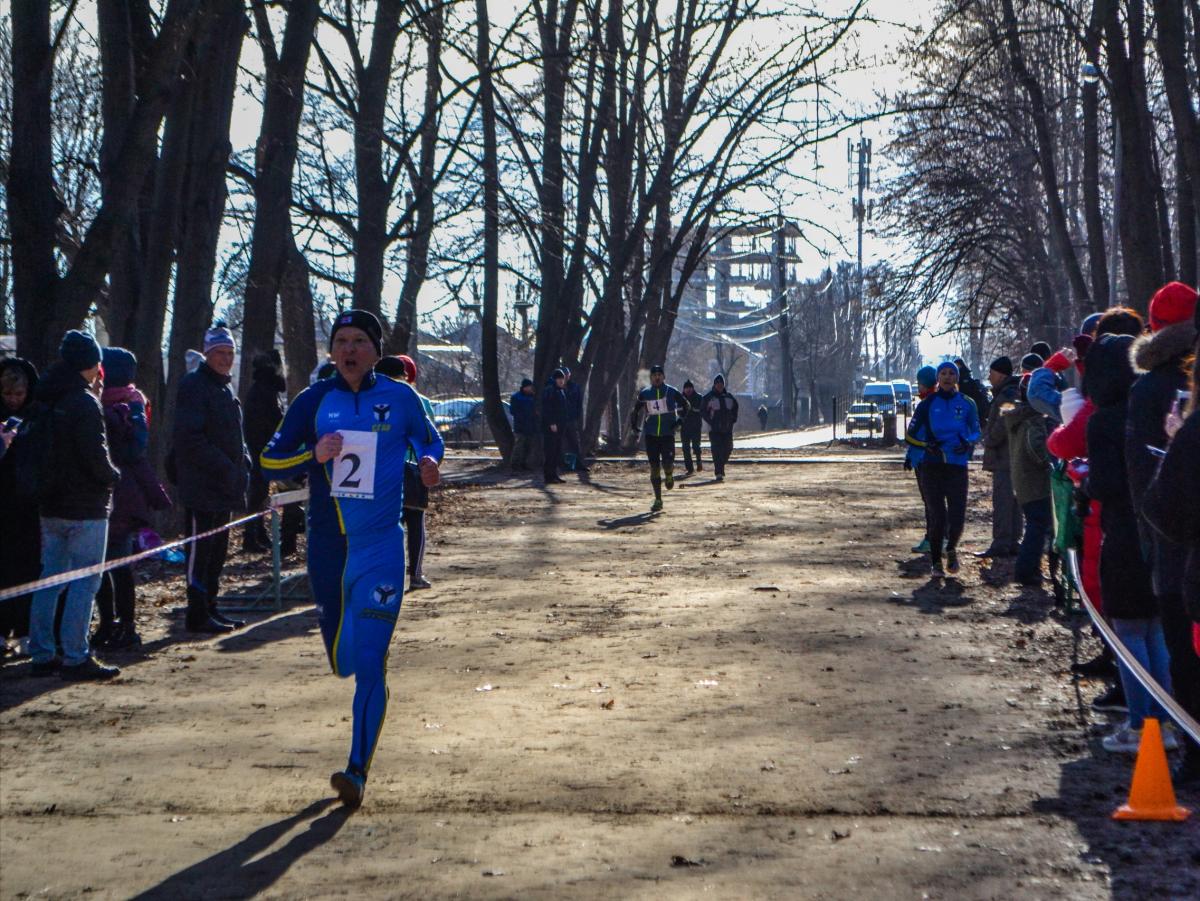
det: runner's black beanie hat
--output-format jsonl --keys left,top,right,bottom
{"left": 330, "top": 310, "right": 383, "bottom": 356}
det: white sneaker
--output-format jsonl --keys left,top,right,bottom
{"left": 1101, "top": 722, "right": 1141, "bottom": 754}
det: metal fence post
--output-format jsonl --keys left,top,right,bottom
{"left": 271, "top": 506, "right": 282, "bottom": 612}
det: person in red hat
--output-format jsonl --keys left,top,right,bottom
{"left": 1126, "top": 281, "right": 1198, "bottom": 761}
{"left": 376, "top": 354, "right": 437, "bottom": 590}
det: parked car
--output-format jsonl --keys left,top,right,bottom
{"left": 890, "top": 379, "right": 913, "bottom": 414}
{"left": 432, "top": 397, "right": 513, "bottom": 447}
{"left": 862, "top": 381, "right": 897, "bottom": 416}
{"left": 845, "top": 402, "right": 883, "bottom": 434}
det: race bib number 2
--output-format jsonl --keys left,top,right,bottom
{"left": 331, "top": 430, "right": 378, "bottom": 499}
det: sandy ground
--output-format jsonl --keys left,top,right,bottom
{"left": 2, "top": 457, "right": 1198, "bottom": 900}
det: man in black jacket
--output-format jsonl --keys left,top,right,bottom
{"left": 542, "top": 369, "right": 568, "bottom": 484}
{"left": 954, "top": 358, "right": 991, "bottom": 428}
{"left": 242, "top": 350, "right": 300, "bottom": 555}
{"left": 28, "top": 331, "right": 122, "bottom": 681}
{"left": 701, "top": 374, "right": 739, "bottom": 481}
{"left": 174, "top": 325, "right": 252, "bottom": 633}
{"left": 978, "top": 356, "right": 1022, "bottom": 557}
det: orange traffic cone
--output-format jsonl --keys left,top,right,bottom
{"left": 1112, "top": 718, "right": 1191, "bottom": 822}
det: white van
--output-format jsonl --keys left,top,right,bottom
{"left": 862, "top": 382, "right": 897, "bottom": 415}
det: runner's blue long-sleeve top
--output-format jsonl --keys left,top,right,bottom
{"left": 631, "top": 384, "right": 689, "bottom": 437}
{"left": 905, "top": 388, "right": 981, "bottom": 466}
{"left": 260, "top": 371, "right": 443, "bottom": 536}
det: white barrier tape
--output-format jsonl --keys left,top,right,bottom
{"left": 0, "top": 492, "right": 306, "bottom": 605}
{"left": 1067, "top": 549, "right": 1200, "bottom": 747}
{"left": 271, "top": 487, "right": 310, "bottom": 508}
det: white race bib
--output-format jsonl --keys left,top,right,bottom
{"left": 331, "top": 430, "right": 378, "bottom": 499}
{"left": 645, "top": 396, "right": 670, "bottom": 417}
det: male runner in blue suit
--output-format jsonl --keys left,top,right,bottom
{"left": 261, "top": 310, "right": 443, "bottom": 808}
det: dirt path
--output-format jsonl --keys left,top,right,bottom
{"left": 2, "top": 460, "right": 1197, "bottom": 899}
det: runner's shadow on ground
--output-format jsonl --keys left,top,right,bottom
{"left": 598, "top": 512, "right": 662, "bottom": 529}
{"left": 130, "top": 798, "right": 350, "bottom": 900}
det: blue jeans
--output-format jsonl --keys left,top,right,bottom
{"left": 1112, "top": 617, "right": 1172, "bottom": 729}
{"left": 1015, "top": 497, "right": 1052, "bottom": 582}
{"left": 29, "top": 518, "right": 109, "bottom": 666}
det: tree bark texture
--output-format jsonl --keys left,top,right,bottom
{"left": 1100, "top": 0, "right": 1168, "bottom": 311}
{"left": 8, "top": 0, "right": 59, "bottom": 368}
{"left": 350, "top": 0, "right": 404, "bottom": 319}
{"left": 475, "top": 0, "right": 513, "bottom": 458}
{"left": 241, "top": 0, "right": 319, "bottom": 398}
{"left": 392, "top": 0, "right": 446, "bottom": 356}
{"left": 999, "top": 0, "right": 1090, "bottom": 310}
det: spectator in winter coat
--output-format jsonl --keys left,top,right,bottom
{"left": 905, "top": 360, "right": 981, "bottom": 576}
{"left": 979, "top": 357, "right": 1022, "bottom": 558}
{"left": 542, "top": 369, "right": 568, "bottom": 484}
{"left": 242, "top": 351, "right": 298, "bottom": 555}
{"left": 1047, "top": 389, "right": 1102, "bottom": 608}
{"left": 954, "top": 358, "right": 991, "bottom": 427}
{"left": 757, "top": 404, "right": 769, "bottom": 431}
{"left": 1003, "top": 381, "right": 1052, "bottom": 586}
{"left": 680, "top": 380, "right": 704, "bottom": 474}
{"left": 509, "top": 378, "right": 538, "bottom": 471}
{"left": 562, "top": 367, "right": 588, "bottom": 472}
{"left": 1083, "top": 333, "right": 1176, "bottom": 754}
{"left": 93, "top": 347, "right": 170, "bottom": 650}
{"left": 701, "top": 374, "right": 738, "bottom": 481}
{"left": 1125, "top": 281, "right": 1198, "bottom": 766}
{"left": 1143, "top": 340, "right": 1200, "bottom": 785}
{"left": 28, "top": 331, "right": 122, "bottom": 681}
{"left": 173, "top": 325, "right": 252, "bottom": 634}
{"left": 376, "top": 354, "right": 439, "bottom": 590}
{"left": 906, "top": 365, "right": 938, "bottom": 554}
{"left": 0, "top": 357, "right": 40, "bottom": 653}
{"left": 1027, "top": 348, "right": 1079, "bottom": 423}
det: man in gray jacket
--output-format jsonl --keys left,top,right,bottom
{"left": 977, "top": 356, "right": 1021, "bottom": 558}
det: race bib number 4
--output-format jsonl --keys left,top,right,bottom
{"left": 331, "top": 430, "right": 378, "bottom": 499}
{"left": 645, "top": 397, "right": 670, "bottom": 417}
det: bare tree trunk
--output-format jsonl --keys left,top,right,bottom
{"left": 241, "top": 0, "right": 319, "bottom": 397}
{"left": 999, "top": 0, "right": 1090, "bottom": 309}
{"left": 97, "top": 0, "right": 154, "bottom": 346}
{"left": 280, "top": 235, "right": 318, "bottom": 399}
{"left": 1081, "top": 3, "right": 1109, "bottom": 308}
{"left": 1178, "top": 154, "right": 1198, "bottom": 286}
{"left": 53, "top": 0, "right": 208, "bottom": 363}
{"left": 8, "top": 0, "right": 59, "bottom": 369}
{"left": 475, "top": 0, "right": 512, "bottom": 458}
{"left": 135, "top": 0, "right": 246, "bottom": 420}
{"left": 391, "top": 1, "right": 445, "bottom": 356}
{"left": 1101, "top": 0, "right": 1167, "bottom": 311}
{"left": 531, "top": 0, "right": 580, "bottom": 388}
{"left": 350, "top": 0, "right": 403, "bottom": 320}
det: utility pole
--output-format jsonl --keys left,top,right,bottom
{"left": 773, "top": 215, "right": 795, "bottom": 428}
{"left": 849, "top": 135, "right": 872, "bottom": 381}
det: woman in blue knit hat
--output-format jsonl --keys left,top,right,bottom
{"left": 905, "top": 361, "right": 982, "bottom": 576}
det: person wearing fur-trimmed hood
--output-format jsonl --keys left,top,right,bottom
{"left": 1125, "top": 281, "right": 1199, "bottom": 766}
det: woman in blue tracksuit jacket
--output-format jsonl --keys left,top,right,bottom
{"left": 905, "top": 360, "right": 981, "bottom": 576}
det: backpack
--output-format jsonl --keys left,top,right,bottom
{"left": 12, "top": 402, "right": 58, "bottom": 505}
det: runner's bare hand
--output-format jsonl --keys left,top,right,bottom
{"left": 315, "top": 432, "right": 344, "bottom": 464}
{"left": 419, "top": 455, "right": 441, "bottom": 487}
